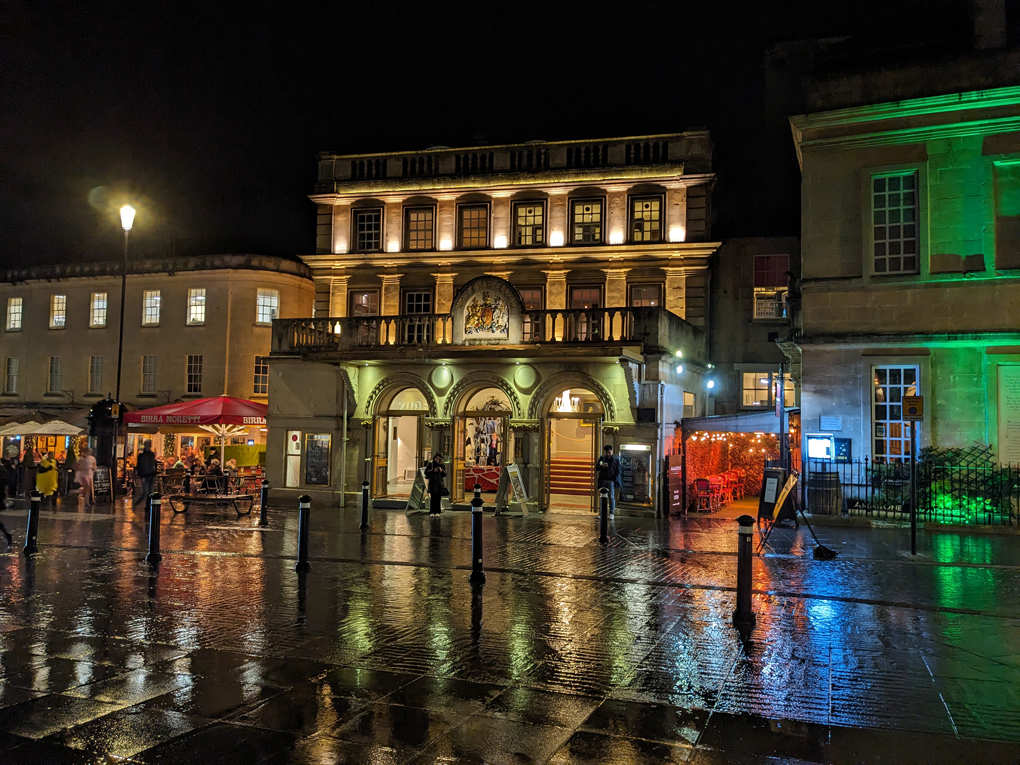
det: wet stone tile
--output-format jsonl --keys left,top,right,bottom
{"left": 134, "top": 721, "right": 297, "bottom": 764}
{"left": 143, "top": 677, "right": 283, "bottom": 719}
{"left": 317, "top": 666, "right": 418, "bottom": 703}
{"left": 4, "top": 658, "right": 128, "bottom": 694}
{"left": 56, "top": 704, "right": 206, "bottom": 759}
{"left": 63, "top": 668, "right": 191, "bottom": 706}
{"left": 696, "top": 711, "right": 828, "bottom": 763}
{"left": 228, "top": 688, "right": 363, "bottom": 737}
{"left": 481, "top": 687, "right": 603, "bottom": 729}
{"left": 286, "top": 732, "right": 413, "bottom": 765}
{"left": 1, "top": 738, "right": 113, "bottom": 764}
{"left": 234, "top": 657, "right": 332, "bottom": 689}
{"left": 333, "top": 702, "right": 465, "bottom": 752}
{"left": 581, "top": 698, "right": 708, "bottom": 747}
{"left": 382, "top": 675, "right": 504, "bottom": 716}
{"left": 0, "top": 682, "right": 44, "bottom": 710}
{"left": 411, "top": 714, "right": 574, "bottom": 764}
{"left": 0, "top": 694, "right": 124, "bottom": 740}
{"left": 548, "top": 730, "right": 692, "bottom": 764}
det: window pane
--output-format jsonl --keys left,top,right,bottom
{"left": 141, "top": 355, "right": 158, "bottom": 394}
{"left": 406, "top": 208, "right": 434, "bottom": 250}
{"left": 873, "top": 365, "right": 919, "bottom": 463}
{"left": 142, "top": 290, "right": 161, "bottom": 325}
{"left": 5, "top": 358, "right": 19, "bottom": 393}
{"left": 351, "top": 291, "right": 379, "bottom": 316}
{"left": 90, "top": 293, "right": 108, "bottom": 328}
{"left": 572, "top": 201, "right": 602, "bottom": 243}
{"left": 188, "top": 288, "right": 207, "bottom": 324}
{"left": 631, "top": 197, "right": 661, "bottom": 242}
{"left": 50, "top": 295, "right": 66, "bottom": 328}
{"left": 257, "top": 289, "right": 279, "bottom": 323}
{"left": 89, "top": 356, "right": 103, "bottom": 394}
{"left": 6, "top": 298, "right": 22, "bottom": 331}
{"left": 253, "top": 356, "right": 270, "bottom": 395}
{"left": 872, "top": 172, "right": 919, "bottom": 275}
{"left": 187, "top": 355, "right": 203, "bottom": 394}
{"left": 514, "top": 203, "right": 544, "bottom": 246}
{"left": 48, "top": 357, "right": 61, "bottom": 392}
{"left": 569, "top": 287, "right": 601, "bottom": 309}
{"left": 459, "top": 206, "right": 488, "bottom": 248}
{"left": 630, "top": 285, "right": 661, "bottom": 307}
{"left": 355, "top": 209, "right": 382, "bottom": 251}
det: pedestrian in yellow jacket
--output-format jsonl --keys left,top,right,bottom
{"left": 36, "top": 452, "right": 59, "bottom": 505}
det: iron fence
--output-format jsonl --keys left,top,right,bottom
{"left": 805, "top": 447, "right": 1020, "bottom": 526}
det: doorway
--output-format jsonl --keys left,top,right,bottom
{"left": 372, "top": 387, "right": 428, "bottom": 498}
{"left": 543, "top": 388, "right": 603, "bottom": 513}
{"left": 453, "top": 387, "right": 512, "bottom": 503}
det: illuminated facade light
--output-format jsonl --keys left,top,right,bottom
{"left": 676, "top": 365, "right": 683, "bottom": 374}
{"left": 439, "top": 239, "right": 453, "bottom": 251}
{"left": 608, "top": 231, "right": 624, "bottom": 245}
{"left": 675, "top": 350, "right": 683, "bottom": 358}
{"left": 668, "top": 225, "right": 685, "bottom": 243}
{"left": 706, "top": 379, "right": 716, "bottom": 389}
{"left": 549, "top": 231, "right": 564, "bottom": 247}
{"left": 493, "top": 234, "right": 508, "bottom": 249}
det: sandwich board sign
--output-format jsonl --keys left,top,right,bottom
{"left": 493, "top": 464, "right": 529, "bottom": 516}
{"left": 405, "top": 467, "right": 451, "bottom": 513}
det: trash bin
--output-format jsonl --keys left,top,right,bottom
{"left": 807, "top": 471, "right": 841, "bottom": 515}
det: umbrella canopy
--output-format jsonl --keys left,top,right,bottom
{"left": 123, "top": 395, "right": 267, "bottom": 427}
{"left": 0, "top": 420, "right": 83, "bottom": 437}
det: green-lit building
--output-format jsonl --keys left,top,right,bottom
{"left": 789, "top": 44, "right": 1020, "bottom": 470}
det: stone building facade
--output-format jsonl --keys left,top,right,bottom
{"left": 791, "top": 63, "right": 1020, "bottom": 469}
{"left": 268, "top": 133, "right": 721, "bottom": 514}
{"left": 0, "top": 255, "right": 314, "bottom": 411}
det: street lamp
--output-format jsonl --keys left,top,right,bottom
{"left": 112, "top": 205, "right": 134, "bottom": 498}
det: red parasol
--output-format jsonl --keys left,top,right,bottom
{"left": 123, "top": 395, "right": 267, "bottom": 426}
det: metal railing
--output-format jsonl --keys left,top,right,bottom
{"left": 805, "top": 456, "right": 1020, "bottom": 526}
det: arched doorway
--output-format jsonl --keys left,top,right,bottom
{"left": 543, "top": 388, "right": 603, "bottom": 513}
{"left": 452, "top": 387, "right": 512, "bottom": 503}
{"left": 373, "top": 387, "right": 429, "bottom": 498}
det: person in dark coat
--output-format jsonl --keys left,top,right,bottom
{"left": 0, "top": 459, "right": 14, "bottom": 545}
{"left": 595, "top": 444, "right": 622, "bottom": 517}
{"left": 424, "top": 453, "right": 447, "bottom": 516}
{"left": 133, "top": 441, "right": 158, "bottom": 509}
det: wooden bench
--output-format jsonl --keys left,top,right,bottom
{"left": 166, "top": 494, "right": 254, "bottom": 516}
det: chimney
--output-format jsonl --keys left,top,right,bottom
{"left": 973, "top": 0, "right": 1007, "bottom": 50}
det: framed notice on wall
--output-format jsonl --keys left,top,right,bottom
{"left": 998, "top": 365, "right": 1020, "bottom": 465}
{"left": 303, "top": 434, "right": 331, "bottom": 486}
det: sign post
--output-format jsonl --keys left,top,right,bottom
{"left": 902, "top": 395, "right": 924, "bottom": 556}
{"left": 493, "top": 464, "right": 528, "bottom": 516}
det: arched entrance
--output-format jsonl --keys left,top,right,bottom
{"left": 452, "top": 387, "right": 512, "bottom": 503}
{"left": 372, "top": 387, "right": 429, "bottom": 498}
{"left": 543, "top": 388, "right": 603, "bottom": 513}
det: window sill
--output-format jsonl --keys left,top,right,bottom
{"left": 89, "top": 325, "right": 108, "bottom": 330}
{"left": 0, "top": 392, "right": 20, "bottom": 397}
{"left": 84, "top": 393, "right": 102, "bottom": 398}
{"left": 186, "top": 322, "right": 205, "bottom": 327}
{"left": 140, "top": 324, "right": 161, "bottom": 328}
{"left": 43, "top": 393, "right": 64, "bottom": 398}
{"left": 49, "top": 326, "right": 66, "bottom": 330}
{"left": 181, "top": 393, "right": 203, "bottom": 399}
{"left": 5, "top": 328, "right": 22, "bottom": 333}
{"left": 137, "top": 394, "right": 158, "bottom": 399}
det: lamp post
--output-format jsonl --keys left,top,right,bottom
{"left": 112, "top": 205, "right": 135, "bottom": 497}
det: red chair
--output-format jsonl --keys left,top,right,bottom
{"left": 707, "top": 475, "right": 728, "bottom": 507}
{"left": 694, "top": 478, "right": 718, "bottom": 512}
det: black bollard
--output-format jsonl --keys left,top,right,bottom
{"left": 146, "top": 493, "right": 163, "bottom": 563}
{"left": 470, "top": 483, "right": 485, "bottom": 583}
{"left": 296, "top": 494, "right": 311, "bottom": 572}
{"left": 360, "top": 481, "right": 370, "bottom": 530}
{"left": 23, "top": 490, "right": 41, "bottom": 556}
{"left": 599, "top": 487, "right": 610, "bottom": 545}
{"left": 259, "top": 479, "right": 270, "bottom": 527}
{"left": 732, "top": 514, "right": 757, "bottom": 632}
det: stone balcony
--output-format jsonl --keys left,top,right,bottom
{"left": 272, "top": 307, "right": 704, "bottom": 363}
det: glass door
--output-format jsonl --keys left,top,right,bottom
{"left": 453, "top": 416, "right": 467, "bottom": 502}
{"left": 544, "top": 414, "right": 601, "bottom": 512}
{"left": 371, "top": 415, "right": 389, "bottom": 497}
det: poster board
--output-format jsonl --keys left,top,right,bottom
{"left": 619, "top": 449, "right": 652, "bottom": 505}
{"left": 493, "top": 464, "right": 529, "bottom": 516}
{"left": 93, "top": 467, "right": 113, "bottom": 503}
{"left": 666, "top": 454, "right": 684, "bottom": 514}
{"left": 405, "top": 466, "right": 452, "bottom": 514}
{"left": 303, "top": 434, "right": 331, "bottom": 486}
{"left": 998, "top": 365, "right": 1020, "bottom": 465}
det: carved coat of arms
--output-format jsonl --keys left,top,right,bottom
{"left": 464, "top": 292, "right": 509, "bottom": 336}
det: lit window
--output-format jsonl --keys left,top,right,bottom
{"left": 350, "top": 290, "right": 379, "bottom": 316}
{"left": 186, "top": 355, "right": 203, "bottom": 394}
{"left": 405, "top": 208, "right": 434, "bottom": 251}
{"left": 630, "top": 197, "right": 662, "bottom": 242}
{"left": 519, "top": 287, "right": 543, "bottom": 341}
{"left": 50, "top": 295, "right": 66, "bottom": 328}
{"left": 354, "top": 209, "right": 382, "bottom": 252}
{"left": 629, "top": 284, "right": 662, "bottom": 307}
{"left": 458, "top": 206, "right": 489, "bottom": 248}
{"left": 90, "top": 293, "right": 108, "bottom": 328}
{"left": 571, "top": 200, "right": 603, "bottom": 244}
{"left": 741, "top": 372, "right": 795, "bottom": 409}
{"left": 253, "top": 356, "right": 270, "bottom": 395}
{"left": 88, "top": 356, "right": 103, "bottom": 394}
{"left": 753, "top": 255, "right": 789, "bottom": 319}
{"left": 188, "top": 288, "right": 206, "bottom": 325}
{"left": 513, "top": 203, "right": 544, "bottom": 246}
{"left": 141, "top": 355, "right": 157, "bottom": 394}
{"left": 873, "top": 366, "right": 918, "bottom": 462}
{"left": 6, "top": 298, "right": 22, "bottom": 331}
{"left": 142, "top": 290, "right": 161, "bottom": 326}
{"left": 872, "top": 173, "right": 918, "bottom": 274}
{"left": 402, "top": 290, "right": 432, "bottom": 344}
{"left": 683, "top": 391, "right": 695, "bottom": 418}
{"left": 257, "top": 288, "right": 279, "bottom": 324}
{"left": 569, "top": 287, "right": 601, "bottom": 309}
{"left": 4, "top": 358, "right": 18, "bottom": 394}
{"left": 48, "top": 356, "right": 61, "bottom": 393}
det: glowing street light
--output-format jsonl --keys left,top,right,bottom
{"left": 113, "top": 204, "right": 136, "bottom": 498}
{"left": 120, "top": 205, "right": 136, "bottom": 232}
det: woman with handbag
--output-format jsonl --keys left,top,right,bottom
{"left": 424, "top": 453, "right": 447, "bottom": 516}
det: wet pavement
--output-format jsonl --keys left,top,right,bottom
{"left": 0, "top": 496, "right": 1019, "bottom": 764}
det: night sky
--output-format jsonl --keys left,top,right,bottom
{"left": 1, "top": 1, "right": 972, "bottom": 270}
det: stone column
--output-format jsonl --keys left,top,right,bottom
{"left": 602, "top": 268, "right": 630, "bottom": 308}
{"left": 381, "top": 274, "right": 403, "bottom": 316}
{"left": 663, "top": 267, "right": 687, "bottom": 319}
{"left": 329, "top": 269, "right": 349, "bottom": 317}
{"left": 548, "top": 193, "right": 568, "bottom": 247}
{"left": 543, "top": 269, "right": 568, "bottom": 309}
{"left": 492, "top": 197, "right": 511, "bottom": 249}
{"left": 333, "top": 202, "right": 351, "bottom": 254}
{"left": 433, "top": 273, "right": 458, "bottom": 314}
{"left": 437, "top": 198, "right": 456, "bottom": 251}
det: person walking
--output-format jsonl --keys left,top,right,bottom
{"left": 74, "top": 447, "right": 97, "bottom": 509}
{"left": 595, "top": 444, "right": 621, "bottom": 518}
{"left": 134, "top": 440, "right": 158, "bottom": 509}
{"left": 35, "top": 451, "right": 59, "bottom": 507}
{"left": 0, "top": 458, "right": 15, "bottom": 545}
{"left": 424, "top": 453, "right": 447, "bottom": 516}
{"left": 2, "top": 446, "right": 18, "bottom": 507}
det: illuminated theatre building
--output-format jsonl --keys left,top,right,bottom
{"left": 268, "top": 133, "right": 722, "bottom": 513}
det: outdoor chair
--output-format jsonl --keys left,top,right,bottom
{"left": 694, "top": 478, "right": 719, "bottom": 512}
